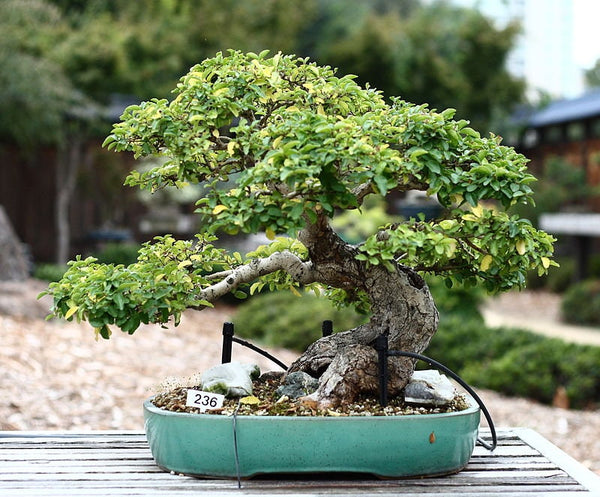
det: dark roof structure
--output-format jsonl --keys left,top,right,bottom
{"left": 528, "top": 89, "right": 600, "bottom": 127}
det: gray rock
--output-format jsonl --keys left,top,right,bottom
{"left": 200, "top": 362, "right": 260, "bottom": 398}
{"left": 404, "top": 370, "right": 456, "bottom": 406}
{"left": 276, "top": 371, "right": 319, "bottom": 399}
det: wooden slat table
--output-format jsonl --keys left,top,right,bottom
{"left": 1, "top": 428, "right": 599, "bottom": 496}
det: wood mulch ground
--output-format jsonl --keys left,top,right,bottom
{"left": 1, "top": 280, "right": 599, "bottom": 475}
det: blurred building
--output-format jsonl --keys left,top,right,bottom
{"left": 518, "top": 89, "right": 600, "bottom": 183}
{"left": 516, "top": 89, "right": 600, "bottom": 279}
{"left": 0, "top": 96, "right": 146, "bottom": 264}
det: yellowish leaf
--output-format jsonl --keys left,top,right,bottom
{"left": 272, "top": 136, "right": 283, "bottom": 149}
{"left": 479, "top": 254, "right": 493, "bottom": 272}
{"left": 462, "top": 214, "right": 478, "bottom": 222}
{"left": 265, "top": 227, "right": 276, "bottom": 240}
{"left": 541, "top": 256, "right": 551, "bottom": 269}
{"left": 471, "top": 204, "right": 484, "bottom": 217}
{"left": 154, "top": 273, "right": 165, "bottom": 283}
{"left": 227, "top": 141, "right": 237, "bottom": 156}
{"left": 65, "top": 305, "right": 78, "bottom": 320}
{"left": 213, "top": 87, "right": 229, "bottom": 97}
{"left": 446, "top": 240, "right": 457, "bottom": 258}
{"left": 212, "top": 204, "right": 228, "bottom": 215}
{"left": 516, "top": 239, "right": 526, "bottom": 255}
{"left": 239, "top": 395, "right": 260, "bottom": 405}
{"left": 439, "top": 219, "right": 456, "bottom": 230}
{"left": 289, "top": 286, "right": 301, "bottom": 297}
{"left": 177, "top": 260, "right": 192, "bottom": 269}
{"left": 450, "top": 194, "right": 463, "bottom": 205}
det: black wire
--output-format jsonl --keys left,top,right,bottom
{"left": 232, "top": 403, "right": 242, "bottom": 489}
{"left": 388, "top": 350, "right": 497, "bottom": 451}
{"left": 231, "top": 336, "right": 288, "bottom": 370}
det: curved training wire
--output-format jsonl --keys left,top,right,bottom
{"left": 232, "top": 403, "right": 242, "bottom": 489}
{"left": 221, "top": 322, "right": 288, "bottom": 370}
{"left": 231, "top": 336, "right": 288, "bottom": 371}
{"left": 387, "top": 349, "right": 497, "bottom": 451}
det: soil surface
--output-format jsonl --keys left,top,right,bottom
{"left": 1, "top": 280, "right": 599, "bottom": 475}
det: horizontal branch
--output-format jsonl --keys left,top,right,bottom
{"left": 199, "top": 251, "right": 316, "bottom": 303}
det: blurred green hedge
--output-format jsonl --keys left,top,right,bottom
{"left": 428, "top": 316, "right": 600, "bottom": 409}
{"left": 561, "top": 279, "right": 600, "bottom": 327}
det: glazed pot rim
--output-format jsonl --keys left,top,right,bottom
{"left": 143, "top": 395, "right": 480, "bottom": 421}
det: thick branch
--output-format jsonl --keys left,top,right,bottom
{"left": 199, "top": 251, "right": 316, "bottom": 303}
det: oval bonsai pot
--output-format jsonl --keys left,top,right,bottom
{"left": 143, "top": 398, "right": 480, "bottom": 478}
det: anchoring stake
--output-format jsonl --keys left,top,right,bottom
{"left": 222, "top": 322, "right": 234, "bottom": 364}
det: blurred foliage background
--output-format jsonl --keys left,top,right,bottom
{"left": 0, "top": 0, "right": 525, "bottom": 150}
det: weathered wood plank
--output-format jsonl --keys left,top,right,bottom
{"left": 1, "top": 428, "right": 599, "bottom": 496}
{"left": 514, "top": 428, "right": 600, "bottom": 493}
{"left": 4, "top": 458, "right": 560, "bottom": 473}
{"left": 0, "top": 481, "right": 591, "bottom": 497}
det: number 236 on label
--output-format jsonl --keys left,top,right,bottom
{"left": 185, "top": 389, "right": 225, "bottom": 412}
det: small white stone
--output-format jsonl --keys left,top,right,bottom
{"left": 200, "top": 362, "right": 260, "bottom": 398}
{"left": 404, "top": 370, "right": 456, "bottom": 406}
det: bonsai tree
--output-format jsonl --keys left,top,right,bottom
{"left": 45, "top": 51, "right": 555, "bottom": 406}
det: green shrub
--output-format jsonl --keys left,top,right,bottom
{"left": 561, "top": 280, "right": 600, "bottom": 326}
{"left": 461, "top": 341, "right": 565, "bottom": 405}
{"left": 426, "top": 316, "right": 543, "bottom": 372}
{"left": 525, "top": 256, "right": 574, "bottom": 293}
{"left": 33, "top": 264, "right": 68, "bottom": 282}
{"left": 93, "top": 243, "right": 141, "bottom": 266}
{"left": 233, "top": 291, "right": 368, "bottom": 352}
{"left": 427, "top": 317, "right": 600, "bottom": 408}
{"left": 427, "top": 276, "right": 485, "bottom": 323}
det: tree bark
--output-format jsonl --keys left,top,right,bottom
{"left": 288, "top": 212, "right": 439, "bottom": 406}
{"left": 55, "top": 135, "right": 84, "bottom": 264}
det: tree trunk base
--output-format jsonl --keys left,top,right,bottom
{"left": 291, "top": 339, "right": 414, "bottom": 408}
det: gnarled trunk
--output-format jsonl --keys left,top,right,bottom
{"left": 288, "top": 214, "right": 439, "bottom": 406}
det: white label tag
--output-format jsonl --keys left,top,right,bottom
{"left": 185, "top": 389, "right": 225, "bottom": 412}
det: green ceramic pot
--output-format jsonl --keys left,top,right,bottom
{"left": 144, "top": 398, "right": 480, "bottom": 478}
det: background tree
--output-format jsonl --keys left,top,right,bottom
{"left": 45, "top": 52, "right": 555, "bottom": 406}
{"left": 302, "top": 0, "right": 524, "bottom": 131}
{"left": 585, "top": 59, "right": 600, "bottom": 89}
{"left": 1, "top": 0, "right": 316, "bottom": 263}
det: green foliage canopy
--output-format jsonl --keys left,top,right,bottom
{"left": 46, "top": 51, "right": 555, "bottom": 337}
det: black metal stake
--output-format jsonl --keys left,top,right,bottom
{"left": 222, "top": 322, "right": 234, "bottom": 364}
{"left": 375, "top": 335, "right": 389, "bottom": 407}
{"left": 322, "top": 320, "right": 333, "bottom": 337}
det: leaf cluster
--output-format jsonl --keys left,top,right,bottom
{"left": 44, "top": 235, "right": 230, "bottom": 338}
{"left": 358, "top": 205, "right": 556, "bottom": 292}
{"left": 44, "top": 233, "right": 318, "bottom": 336}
